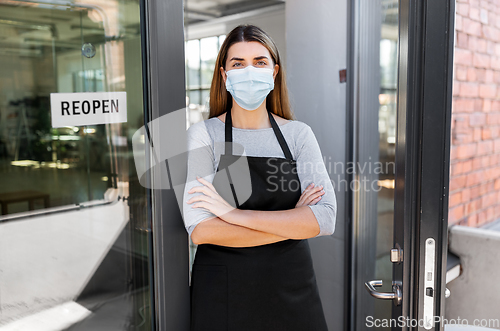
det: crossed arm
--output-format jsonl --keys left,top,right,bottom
{"left": 189, "top": 177, "right": 324, "bottom": 247}
{"left": 184, "top": 123, "right": 335, "bottom": 248}
{"left": 191, "top": 216, "right": 291, "bottom": 248}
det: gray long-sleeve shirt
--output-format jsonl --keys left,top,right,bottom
{"left": 182, "top": 116, "right": 337, "bottom": 241}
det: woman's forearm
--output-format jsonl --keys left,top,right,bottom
{"left": 223, "top": 206, "right": 321, "bottom": 240}
{"left": 191, "top": 216, "right": 290, "bottom": 247}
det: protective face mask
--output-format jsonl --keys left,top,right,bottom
{"left": 225, "top": 65, "right": 275, "bottom": 111}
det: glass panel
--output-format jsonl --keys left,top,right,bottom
{"left": 188, "top": 89, "right": 201, "bottom": 106}
{"left": 186, "top": 39, "right": 200, "bottom": 88}
{"left": 200, "top": 36, "right": 218, "bottom": 87}
{"left": 352, "top": 0, "right": 399, "bottom": 328}
{"left": 373, "top": 0, "right": 399, "bottom": 328}
{"left": 219, "top": 34, "right": 226, "bottom": 47}
{"left": 0, "top": 1, "right": 152, "bottom": 329}
{"left": 200, "top": 89, "right": 210, "bottom": 110}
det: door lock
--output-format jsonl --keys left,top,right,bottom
{"left": 365, "top": 246, "right": 403, "bottom": 305}
{"left": 390, "top": 243, "right": 403, "bottom": 263}
{"left": 364, "top": 279, "right": 402, "bottom": 306}
{"left": 423, "top": 238, "right": 436, "bottom": 329}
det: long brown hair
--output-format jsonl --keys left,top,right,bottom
{"left": 208, "top": 24, "right": 295, "bottom": 120}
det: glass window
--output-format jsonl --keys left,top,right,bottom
{"left": 200, "top": 36, "right": 219, "bottom": 86}
{"left": 186, "top": 34, "right": 225, "bottom": 126}
{"left": 186, "top": 39, "right": 201, "bottom": 88}
{"left": 0, "top": 1, "right": 152, "bottom": 329}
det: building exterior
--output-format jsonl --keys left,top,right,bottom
{"left": 449, "top": 0, "right": 500, "bottom": 227}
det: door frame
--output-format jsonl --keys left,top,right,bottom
{"left": 346, "top": 0, "right": 455, "bottom": 329}
{"left": 141, "top": 0, "right": 190, "bottom": 329}
{"left": 141, "top": 0, "right": 455, "bottom": 329}
{"left": 394, "top": 0, "right": 455, "bottom": 330}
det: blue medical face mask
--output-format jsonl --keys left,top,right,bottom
{"left": 224, "top": 65, "right": 275, "bottom": 111}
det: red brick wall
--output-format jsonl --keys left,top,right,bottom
{"left": 449, "top": 0, "right": 500, "bottom": 227}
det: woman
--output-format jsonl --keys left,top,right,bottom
{"left": 182, "top": 24, "right": 336, "bottom": 331}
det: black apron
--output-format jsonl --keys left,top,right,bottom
{"left": 190, "top": 108, "right": 328, "bottom": 331}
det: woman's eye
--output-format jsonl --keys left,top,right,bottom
{"left": 232, "top": 62, "right": 242, "bottom": 67}
{"left": 257, "top": 61, "right": 267, "bottom": 65}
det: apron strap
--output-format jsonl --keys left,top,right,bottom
{"left": 224, "top": 108, "right": 294, "bottom": 161}
{"left": 224, "top": 106, "right": 233, "bottom": 155}
{"left": 267, "top": 110, "right": 294, "bottom": 161}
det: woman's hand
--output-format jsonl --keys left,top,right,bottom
{"left": 187, "top": 176, "right": 236, "bottom": 219}
{"left": 295, "top": 183, "right": 325, "bottom": 208}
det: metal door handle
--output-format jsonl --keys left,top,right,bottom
{"left": 364, "top": 280, "right": 402, "bottom": 306}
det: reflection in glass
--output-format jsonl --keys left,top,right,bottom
{"left": 0, "top": 1, "right": 152, "bottom": 329}
{"left": 186, "top": 39, "right": 201, "bottom": 88}
{"left": 200, "top": 36, "right": 219, "bottom": 87}
{"left": 185, "top": 34, "right": 225, "bottom": 124}
{"left": 373, "top": 0, "right": 398, "bottom": 328}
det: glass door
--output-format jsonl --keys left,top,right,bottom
{"left": 353, "top": 0, "right": 455, "bottom": 329}
{"left": 349, "top": 0, "right": 400, "bottom": 329}
{"left": 0, "top": 1, "right": 153, "bottom": 329}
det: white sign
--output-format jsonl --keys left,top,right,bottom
{"left": 50, "top": 92, "right": 127, "bottom": 128}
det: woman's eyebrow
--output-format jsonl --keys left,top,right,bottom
{"left": 229, "top": 56, "right": 269, "bottom": 61}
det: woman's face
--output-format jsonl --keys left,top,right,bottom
{"left": 220, "top": 41, "right": 279, "bottom": 84}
